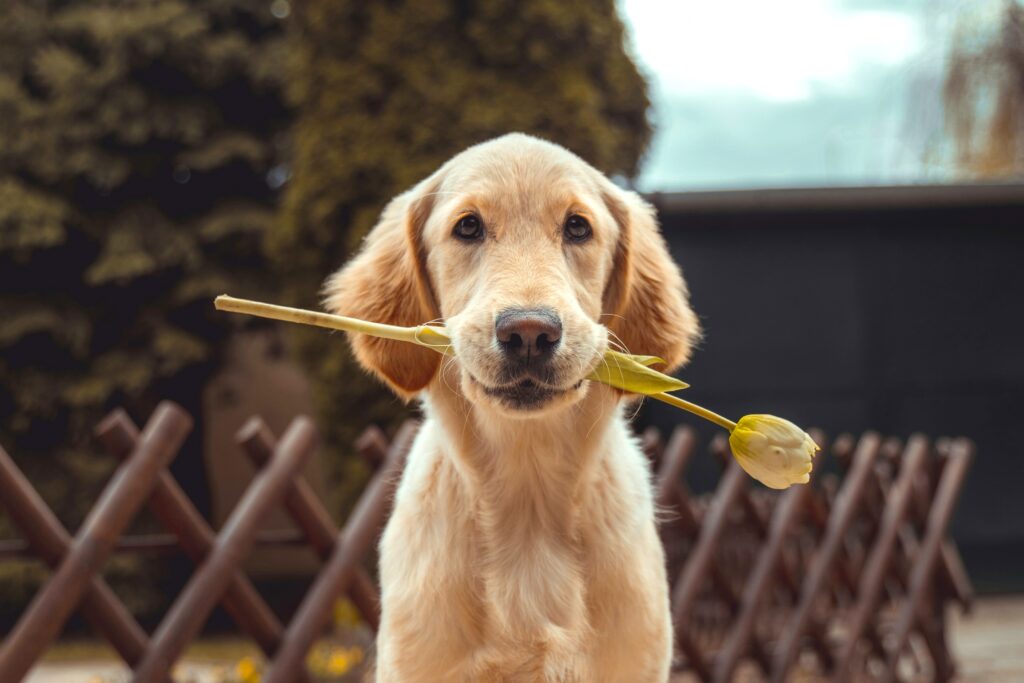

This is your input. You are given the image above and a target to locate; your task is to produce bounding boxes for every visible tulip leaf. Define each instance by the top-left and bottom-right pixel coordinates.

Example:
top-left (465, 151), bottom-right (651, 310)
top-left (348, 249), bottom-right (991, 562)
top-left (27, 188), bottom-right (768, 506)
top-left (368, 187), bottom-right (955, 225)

top-left (215, 296), bottom-right (691, 391)
top-left (587, 350), bottom-right (689, 394)
top-left (629, 354), bottom-right (667, 367)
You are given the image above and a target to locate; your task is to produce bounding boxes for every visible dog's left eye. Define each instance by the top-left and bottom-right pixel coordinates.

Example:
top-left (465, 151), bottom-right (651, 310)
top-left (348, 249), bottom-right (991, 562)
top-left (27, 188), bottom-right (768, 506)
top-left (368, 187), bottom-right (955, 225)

top-left (563, 215), bottom-right (592, 242)
top-left (453, 214), bottom-right (485, 241)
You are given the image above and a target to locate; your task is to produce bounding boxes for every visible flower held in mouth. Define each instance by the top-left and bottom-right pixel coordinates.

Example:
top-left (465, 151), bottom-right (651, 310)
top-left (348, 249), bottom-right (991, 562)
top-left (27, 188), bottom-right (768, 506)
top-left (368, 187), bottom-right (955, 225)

top-left (214, 295), bottom-right (818, 488)
top-left (728, 414), bottom-right (818, 489)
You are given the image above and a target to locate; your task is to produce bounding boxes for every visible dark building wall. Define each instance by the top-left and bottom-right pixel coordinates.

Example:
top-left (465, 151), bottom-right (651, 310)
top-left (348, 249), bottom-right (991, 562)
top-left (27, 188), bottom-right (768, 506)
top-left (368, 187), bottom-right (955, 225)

top-left (641, 184), bottom-right (1024, 593)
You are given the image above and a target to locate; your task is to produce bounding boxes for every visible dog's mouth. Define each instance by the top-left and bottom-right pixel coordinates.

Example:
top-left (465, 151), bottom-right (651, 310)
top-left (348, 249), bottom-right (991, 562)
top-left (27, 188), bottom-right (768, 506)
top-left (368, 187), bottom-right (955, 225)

top-left (471, 375), bottom-right (585, 410)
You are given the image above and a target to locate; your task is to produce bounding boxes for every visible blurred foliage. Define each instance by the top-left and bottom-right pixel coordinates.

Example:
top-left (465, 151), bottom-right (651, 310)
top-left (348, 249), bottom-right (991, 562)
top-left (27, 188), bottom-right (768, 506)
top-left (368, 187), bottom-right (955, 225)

top-left (0, 0), bottom-right (651, 620)
top-left (273, 0), bottom-right (652, 509)
top-left (0, 0), bottom-right (289, 620)
top-left (945, 0), bottom-right (1024, 176)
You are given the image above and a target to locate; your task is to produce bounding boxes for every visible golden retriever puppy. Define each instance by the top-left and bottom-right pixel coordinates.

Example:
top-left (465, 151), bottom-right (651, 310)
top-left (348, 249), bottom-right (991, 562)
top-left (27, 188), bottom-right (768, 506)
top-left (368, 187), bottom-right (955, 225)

top-left (326, 133), bottom-right (700, 683)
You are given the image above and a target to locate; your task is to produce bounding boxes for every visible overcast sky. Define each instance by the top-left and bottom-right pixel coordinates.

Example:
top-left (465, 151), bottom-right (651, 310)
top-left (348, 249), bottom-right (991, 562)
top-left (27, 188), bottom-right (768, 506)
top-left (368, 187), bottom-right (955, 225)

top-left (619, 0), bottom-right (999, 191)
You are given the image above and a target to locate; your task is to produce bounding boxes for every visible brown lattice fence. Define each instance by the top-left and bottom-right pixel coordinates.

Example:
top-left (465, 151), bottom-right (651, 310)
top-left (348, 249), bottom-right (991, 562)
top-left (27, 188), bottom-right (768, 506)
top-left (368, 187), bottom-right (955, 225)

top-left (642, 426), bottom-right (973, 682)
top-left (0, 401), bottom-right (972, 682)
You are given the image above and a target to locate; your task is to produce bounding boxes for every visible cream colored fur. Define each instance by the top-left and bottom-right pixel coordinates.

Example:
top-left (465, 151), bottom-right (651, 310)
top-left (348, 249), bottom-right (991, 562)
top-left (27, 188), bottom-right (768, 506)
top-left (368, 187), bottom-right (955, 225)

top-left (325, 134), bottom-right (700, 683)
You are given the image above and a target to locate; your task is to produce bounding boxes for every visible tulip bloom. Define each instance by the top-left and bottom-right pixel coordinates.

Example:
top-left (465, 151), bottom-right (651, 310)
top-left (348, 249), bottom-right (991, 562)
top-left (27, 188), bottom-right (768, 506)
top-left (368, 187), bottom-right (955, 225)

top-left (728, 415), bottom-right (818, 489)
top-left (215, 295), bottom-right (818, 488)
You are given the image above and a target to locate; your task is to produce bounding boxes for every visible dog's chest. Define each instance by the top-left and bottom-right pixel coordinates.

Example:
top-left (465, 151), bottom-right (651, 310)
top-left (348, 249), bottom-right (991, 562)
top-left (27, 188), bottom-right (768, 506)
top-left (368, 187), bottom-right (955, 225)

top-left (378, 427), bottom-right (669, 681)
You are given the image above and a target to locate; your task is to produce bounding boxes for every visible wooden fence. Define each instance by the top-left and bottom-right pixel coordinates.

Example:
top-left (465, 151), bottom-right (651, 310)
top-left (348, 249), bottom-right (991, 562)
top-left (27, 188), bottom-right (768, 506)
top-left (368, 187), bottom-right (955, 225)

top-left (643, 426), bottom-right (973, 682)
top-left (0, 401), bottom-right (972, 682)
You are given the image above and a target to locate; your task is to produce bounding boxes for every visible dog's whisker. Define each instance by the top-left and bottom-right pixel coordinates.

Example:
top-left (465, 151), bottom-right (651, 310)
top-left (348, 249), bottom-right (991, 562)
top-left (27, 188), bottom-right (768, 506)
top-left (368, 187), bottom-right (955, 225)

top-left (605, 328), bottom-right (632, 356)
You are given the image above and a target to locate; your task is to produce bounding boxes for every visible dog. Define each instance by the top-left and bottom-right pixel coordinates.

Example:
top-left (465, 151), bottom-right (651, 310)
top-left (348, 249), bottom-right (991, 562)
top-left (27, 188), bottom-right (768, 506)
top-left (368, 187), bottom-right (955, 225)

top-left (326, 133), bottom-right (700, 682)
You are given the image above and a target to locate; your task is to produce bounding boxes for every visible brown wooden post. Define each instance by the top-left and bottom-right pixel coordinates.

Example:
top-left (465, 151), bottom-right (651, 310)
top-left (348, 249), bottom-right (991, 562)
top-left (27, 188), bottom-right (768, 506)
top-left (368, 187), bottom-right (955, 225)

top-left (94, 409), bottom-right (312, 683)
top-left (236, 416), bottom-right (382, 631)
top-left (834, 434), bottom-right (930, 682)
top-left (831, 436), bottom-right (901, 662)
top-left (260, 421), bottom-right (418, 683)
top-left (939, 541), bottom-right (974, 612)
top-left (714, 475), bottom-right (814, 682)
top-left (926, 440), bottom-right (974, 612)
top-left (709, 436), bottom-right (802, 600)
top-left (640, 425), bottom-right (664, 468)
top-left (129, 417), bottom-right (317, 683)
top-left (0, 445), bottom-right (159, 677)
top-left (882, 438), bottom-right (974, 683)
top-left (671, 461), bottom-right (748, 680)
top-left (852, 436), bottom-right (946, 669)
top-left (770, 432), bottom-right (881, 682)
top-left (0, 402), bottom-right (192, 683)
top-left (709, 430), bottom-right (831, 681)
top-left (654, 426), bottom-right (699, 533)
top-left (355, 424), bottom-right (389, 470)
top-left (817, 434), bottom-right (868, 606)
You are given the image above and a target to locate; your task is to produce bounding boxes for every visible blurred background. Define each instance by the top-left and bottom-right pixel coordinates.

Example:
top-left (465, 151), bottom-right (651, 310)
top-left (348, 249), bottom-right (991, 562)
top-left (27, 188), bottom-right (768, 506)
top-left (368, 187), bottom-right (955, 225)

top-left (0, 0), bottom-right (1021, 653)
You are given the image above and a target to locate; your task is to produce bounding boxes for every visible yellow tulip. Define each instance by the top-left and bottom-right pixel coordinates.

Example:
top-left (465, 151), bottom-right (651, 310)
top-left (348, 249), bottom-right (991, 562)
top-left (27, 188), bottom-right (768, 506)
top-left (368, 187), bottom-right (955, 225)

top-left (214, 295), bottom-right (686, 394)
top-left (728, 415), bottom-right (818, 489)
top-left (214, 295), bottom-right (818, 488)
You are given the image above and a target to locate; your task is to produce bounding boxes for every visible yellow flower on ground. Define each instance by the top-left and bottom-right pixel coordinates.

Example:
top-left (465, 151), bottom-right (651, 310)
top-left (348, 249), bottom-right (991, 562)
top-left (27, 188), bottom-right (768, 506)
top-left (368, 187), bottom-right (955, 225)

top-left (326, 648), bottom-right (357, 675)
top-left (307, 644), bottom-right (365, 677)
top-left (327, 651), bottom-right (350, 675)
top-left (333, 598), bottom-right (362, 628)
top-left (729, 414), bottom-right (818, 489)
top-left (236, 656), bottom-right (261, 683)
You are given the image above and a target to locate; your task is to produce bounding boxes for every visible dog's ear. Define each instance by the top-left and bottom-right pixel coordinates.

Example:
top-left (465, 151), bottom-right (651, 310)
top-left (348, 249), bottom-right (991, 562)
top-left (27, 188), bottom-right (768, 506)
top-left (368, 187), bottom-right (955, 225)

top-left (323, 176), bottom-right (442, 398)
top-left (601, 184), bottom-right (701, 373)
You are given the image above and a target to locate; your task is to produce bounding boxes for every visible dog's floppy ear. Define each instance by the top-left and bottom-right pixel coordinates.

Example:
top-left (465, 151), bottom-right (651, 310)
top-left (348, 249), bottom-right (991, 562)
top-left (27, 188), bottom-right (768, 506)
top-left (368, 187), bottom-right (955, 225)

top-left (323, 176), bottom-right (442, 398)
top-left (601, 184), bottom-right (701, 373)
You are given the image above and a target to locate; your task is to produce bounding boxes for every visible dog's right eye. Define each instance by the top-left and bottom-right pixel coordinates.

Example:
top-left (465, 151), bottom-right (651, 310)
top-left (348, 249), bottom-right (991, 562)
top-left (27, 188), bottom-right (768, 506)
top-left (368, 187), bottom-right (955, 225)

top-left (453, 215), bottom-right (485, 241)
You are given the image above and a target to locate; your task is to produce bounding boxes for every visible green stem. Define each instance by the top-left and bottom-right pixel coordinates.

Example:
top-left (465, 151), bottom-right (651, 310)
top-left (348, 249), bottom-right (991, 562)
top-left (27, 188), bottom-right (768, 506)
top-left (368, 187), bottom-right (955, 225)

top-left (215, 294), bottom-right (419, 343)
top-left (216, 296), bottom-right (738, 431)
top-left (651, 392), bottom-right (738, 432)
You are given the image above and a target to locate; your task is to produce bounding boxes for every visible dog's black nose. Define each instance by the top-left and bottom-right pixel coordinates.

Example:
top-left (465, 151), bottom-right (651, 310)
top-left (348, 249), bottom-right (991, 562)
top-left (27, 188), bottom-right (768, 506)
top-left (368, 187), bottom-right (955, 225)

top-left (495, 308), bottom-right (562, 362)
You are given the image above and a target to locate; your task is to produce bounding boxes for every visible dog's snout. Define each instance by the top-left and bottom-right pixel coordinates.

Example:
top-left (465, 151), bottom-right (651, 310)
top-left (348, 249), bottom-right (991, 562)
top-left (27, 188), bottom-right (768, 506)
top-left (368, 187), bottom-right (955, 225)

top-left (495, 309), bottom-right (562, 362)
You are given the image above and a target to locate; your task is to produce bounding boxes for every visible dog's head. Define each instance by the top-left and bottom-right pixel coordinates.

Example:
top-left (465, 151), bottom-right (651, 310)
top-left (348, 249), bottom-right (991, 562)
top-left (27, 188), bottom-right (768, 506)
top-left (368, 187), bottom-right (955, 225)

top-left (325, 134), bottom-right (700, 416)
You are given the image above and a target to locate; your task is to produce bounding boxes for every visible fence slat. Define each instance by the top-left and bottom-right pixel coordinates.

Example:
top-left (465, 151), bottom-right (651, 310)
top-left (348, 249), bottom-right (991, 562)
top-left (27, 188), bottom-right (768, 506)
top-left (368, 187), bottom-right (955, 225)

top-left (771, 432), bottom-right (881, 681)
top-left (129, 417), bottom-right (317, 683)
top-left (655, 426), bottom-right (699, 533)
top-left (261, 421), bottom-right (418, 683)
top-left (881, 438), bottom-right (974, 683)
top-left (236, 416), bottom-right (382, 631)
top-left (834, 434), bottom-right (930, 682)
top-left (94, 410), bottom-right (313, 683)
top-left (714, 476), bottom-right (813, 682)
top-left (0, 402), bottom-right (191, 683)
top-left (671, 460), bottom-right (747, 680)
top-left (0, 445), bottom-right (164, 680)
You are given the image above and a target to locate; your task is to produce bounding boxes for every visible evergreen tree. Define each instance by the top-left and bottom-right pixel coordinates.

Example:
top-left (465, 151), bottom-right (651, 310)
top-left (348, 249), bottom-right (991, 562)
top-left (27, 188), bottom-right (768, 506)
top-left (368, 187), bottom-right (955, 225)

top-left (0, 0), bottom-right (289, 617)
top-left (271, 0), bottom-right (652, 510)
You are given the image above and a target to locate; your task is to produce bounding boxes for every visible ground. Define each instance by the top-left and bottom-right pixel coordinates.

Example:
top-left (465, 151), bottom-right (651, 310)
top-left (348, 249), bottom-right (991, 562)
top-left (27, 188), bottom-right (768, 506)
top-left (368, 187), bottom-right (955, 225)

top-left (22, 595), bottom-right (1024, 682)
